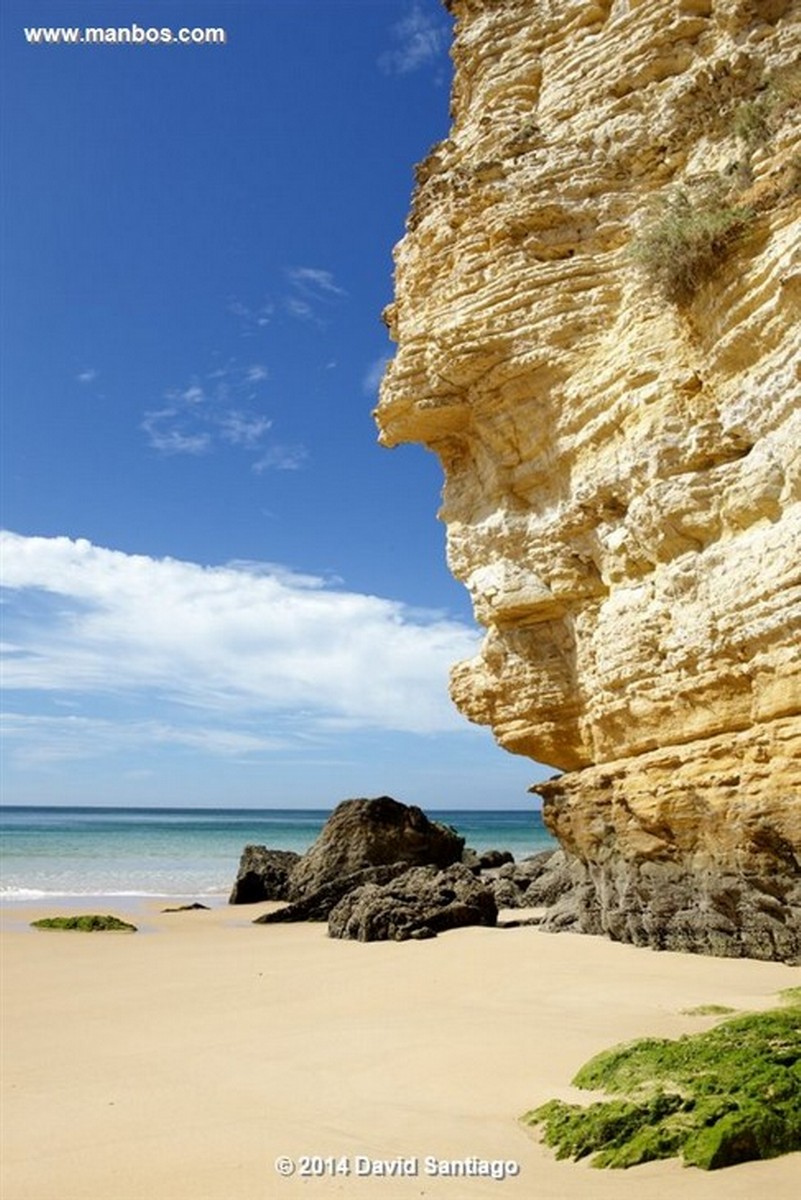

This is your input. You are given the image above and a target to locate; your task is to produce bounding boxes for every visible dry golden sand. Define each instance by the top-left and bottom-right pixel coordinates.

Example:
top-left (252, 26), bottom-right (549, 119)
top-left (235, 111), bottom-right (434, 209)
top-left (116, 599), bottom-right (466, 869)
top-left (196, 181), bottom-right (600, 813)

top-left (1, 901), bottom-right (799, 1200)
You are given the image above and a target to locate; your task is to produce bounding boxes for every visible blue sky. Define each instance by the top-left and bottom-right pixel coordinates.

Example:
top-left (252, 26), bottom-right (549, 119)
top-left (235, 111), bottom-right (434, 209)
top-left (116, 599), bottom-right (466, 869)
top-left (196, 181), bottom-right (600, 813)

top-left (1, 0), bottom-right (549, 809)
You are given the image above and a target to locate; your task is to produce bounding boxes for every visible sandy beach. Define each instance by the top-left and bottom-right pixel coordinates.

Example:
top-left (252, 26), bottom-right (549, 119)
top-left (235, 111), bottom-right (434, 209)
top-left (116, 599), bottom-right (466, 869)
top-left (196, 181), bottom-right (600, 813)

top-left (1, 901), bottom-right (799, 1200)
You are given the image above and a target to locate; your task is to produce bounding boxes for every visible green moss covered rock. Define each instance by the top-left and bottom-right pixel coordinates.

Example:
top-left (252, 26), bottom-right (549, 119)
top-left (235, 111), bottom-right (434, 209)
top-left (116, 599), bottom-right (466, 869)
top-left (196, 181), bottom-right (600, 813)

top-left (31, 914), bottom-right (137, 932)
top-left (681, 1004), bottom-right (737, 1016)
top-left (524, 1001), bottom-right (801, 1170)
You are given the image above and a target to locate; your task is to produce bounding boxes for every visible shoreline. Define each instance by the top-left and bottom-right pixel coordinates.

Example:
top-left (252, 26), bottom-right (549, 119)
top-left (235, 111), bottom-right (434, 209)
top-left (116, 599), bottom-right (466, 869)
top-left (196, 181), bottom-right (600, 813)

top-left (0, 806), bottom-right (558, 905)
top-left (2, 901), bottom-right (800, 1199)
top-left (0, 891), bottom-right (231, 914)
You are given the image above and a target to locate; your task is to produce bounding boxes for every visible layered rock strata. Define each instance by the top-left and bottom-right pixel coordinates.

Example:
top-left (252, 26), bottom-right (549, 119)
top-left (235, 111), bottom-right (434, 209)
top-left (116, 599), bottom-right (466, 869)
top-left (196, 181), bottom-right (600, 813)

top-left (376, 0), bottom-right (801, 959)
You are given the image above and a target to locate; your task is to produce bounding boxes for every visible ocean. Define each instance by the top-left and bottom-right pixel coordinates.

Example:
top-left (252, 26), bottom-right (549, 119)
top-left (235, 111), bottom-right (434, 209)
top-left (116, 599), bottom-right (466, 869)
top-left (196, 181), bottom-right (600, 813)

top-left (0, 806), bottom-right (557, 904)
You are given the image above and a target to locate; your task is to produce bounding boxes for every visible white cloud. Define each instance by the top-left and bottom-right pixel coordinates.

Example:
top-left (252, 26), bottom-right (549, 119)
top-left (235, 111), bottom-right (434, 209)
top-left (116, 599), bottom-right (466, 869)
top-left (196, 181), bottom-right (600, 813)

top-left (284, 266), bottom-right (347, 323)
top-left (76, 368), bottom-right (98, 384)
top-left (180, 384), bottom-right (205, 404)
top-left (142, 364), bottom-right (278, 460)
top-left (228, 299), bottom-right (274, 334)
top-left (363, 355), bottom-right (392, 395)
top-left (141, 409), bottom-right (213, 456)
top-left (219, 410), bottom-right (273, 448)
top-left (232, 274), bottom-right (345, 329)
top-left (379, 4), bottom-right (449, 76)
top-left (1, 712), bottom-right (286, 766)
top-left (252, 444), bottom-right (308, 472)
top-left (286, 267), bottom-right (347, 298)
top-left (284, 296), bottom-right (314, 321)
top-left (0, 532), bottom-right (478, 738)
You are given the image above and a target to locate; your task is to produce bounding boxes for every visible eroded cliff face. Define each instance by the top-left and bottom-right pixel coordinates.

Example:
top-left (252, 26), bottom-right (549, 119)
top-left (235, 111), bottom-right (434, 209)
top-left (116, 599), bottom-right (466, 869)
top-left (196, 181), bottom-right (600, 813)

top-left (376, 0), bottom-right (801, 959)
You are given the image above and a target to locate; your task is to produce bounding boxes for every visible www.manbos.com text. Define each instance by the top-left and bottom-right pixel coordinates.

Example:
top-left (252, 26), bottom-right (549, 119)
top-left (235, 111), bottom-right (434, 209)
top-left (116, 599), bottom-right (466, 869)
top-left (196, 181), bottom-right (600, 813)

top-left (23, 25), bottom-right (227, 47)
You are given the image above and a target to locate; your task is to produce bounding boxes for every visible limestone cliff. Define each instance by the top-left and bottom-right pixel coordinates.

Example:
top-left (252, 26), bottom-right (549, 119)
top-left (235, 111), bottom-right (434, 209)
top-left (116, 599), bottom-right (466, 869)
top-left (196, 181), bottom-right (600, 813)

top-left (376, 0), bottom-right (801, 960)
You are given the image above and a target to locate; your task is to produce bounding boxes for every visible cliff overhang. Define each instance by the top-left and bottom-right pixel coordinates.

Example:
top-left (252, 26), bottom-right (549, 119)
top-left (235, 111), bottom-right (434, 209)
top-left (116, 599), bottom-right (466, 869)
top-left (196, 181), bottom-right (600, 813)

top-left (376, 0), bottom-right (801, 961)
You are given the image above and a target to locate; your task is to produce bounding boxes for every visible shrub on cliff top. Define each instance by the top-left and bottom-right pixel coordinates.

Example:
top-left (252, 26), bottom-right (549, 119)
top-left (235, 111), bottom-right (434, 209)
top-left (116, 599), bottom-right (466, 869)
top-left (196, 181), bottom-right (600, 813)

top-left (523, 1001), bottom-right (801, 1170)
top-left (632, 188), bottom-right (751, 302)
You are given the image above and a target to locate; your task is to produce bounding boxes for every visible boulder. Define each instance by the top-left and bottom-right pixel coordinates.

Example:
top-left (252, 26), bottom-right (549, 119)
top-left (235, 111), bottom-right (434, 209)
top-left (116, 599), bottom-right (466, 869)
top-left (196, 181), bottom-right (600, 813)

top-left (461, 847), bottom-right (482, 872)
top-left (491, 877), bottom-right (529, 909)
top-left (229, 846), bottom-right (301, 904)
top-left (478, 848), bottom-right (515, 870)
top-left (253, 864), bottom-right (408, 924)
top-left (521, 850), bottom-right (576, 906)
top-left (287, 796), bottom-right (464, 902)
top-left (328, 863), bottom-right (497, 942)
top-left (462, 847), bottom-right (516, 873)
top-left (488, 849), bottom-right (564, 908)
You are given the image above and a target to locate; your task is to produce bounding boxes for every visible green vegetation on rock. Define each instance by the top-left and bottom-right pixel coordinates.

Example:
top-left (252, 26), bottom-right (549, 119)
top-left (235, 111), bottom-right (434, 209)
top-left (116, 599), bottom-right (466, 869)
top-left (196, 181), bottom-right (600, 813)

top-left (779, 986), bottom-right (801, 1006)
top-left (734, 65), bottom-right (801, 147)
top-left (523, 1002), bottom-right (801, 1170)
top-left (31, 914), bottom-right (137, 932)
top-left (632, 188), bottom-right (751, 302)
top-left (732, 96), bottom-right (771, 149)
top-left (681, 1004), bottom-right (737, 1016)
top-left (633, 64), bottom-right (801, 304)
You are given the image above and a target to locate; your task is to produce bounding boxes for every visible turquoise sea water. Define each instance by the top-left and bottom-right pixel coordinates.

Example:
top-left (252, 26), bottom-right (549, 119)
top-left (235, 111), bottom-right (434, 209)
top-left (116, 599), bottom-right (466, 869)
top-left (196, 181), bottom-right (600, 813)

top-left (0, 806), bottom-right (556, 903)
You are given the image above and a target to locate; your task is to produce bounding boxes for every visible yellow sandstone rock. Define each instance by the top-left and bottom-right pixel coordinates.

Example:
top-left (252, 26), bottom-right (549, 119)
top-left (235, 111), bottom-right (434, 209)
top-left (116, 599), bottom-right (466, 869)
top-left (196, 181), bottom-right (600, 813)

top-left (376, 0), bottom-right (801, 959)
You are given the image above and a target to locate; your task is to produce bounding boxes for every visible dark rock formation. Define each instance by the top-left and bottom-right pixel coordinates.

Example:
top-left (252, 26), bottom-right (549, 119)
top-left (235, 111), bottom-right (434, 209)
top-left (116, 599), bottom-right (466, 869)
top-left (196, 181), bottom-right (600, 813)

top-left (328, 863), bottom-right (497, 942)
top-left (229, 846), bottom-right (300, 904)
top-left (479, 833), bottom-right (800, 960)
top-left (523, 853), bottom-right (577, 907)
top-left (536, 778), bottom-right (801, 962)
top-left (540, 855), bottom-right (801, 963)
top-left (253, 864), bottom-right (408, 924)
top-left (287, 796), bottom-right (464, 902)
top-left (462, 847), bottom-right (515, 873)
top-left (478, 849), bottom-right (515, 870)
top-left (490, 876), bottom-right (528, 909)
top-left (161, 902), bottom-right (210, 912)
top-left (486, 850), bottom-right (574, 909)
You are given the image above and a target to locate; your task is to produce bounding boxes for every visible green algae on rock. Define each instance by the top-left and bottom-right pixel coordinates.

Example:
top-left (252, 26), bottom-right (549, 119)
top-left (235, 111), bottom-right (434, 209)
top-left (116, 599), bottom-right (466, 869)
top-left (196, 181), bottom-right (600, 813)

top-left (523, 1003), bottom-right (801, 1170)
top-left (680, 1004), bottom-right (738, 1016)
top-left (31, 914), bottom-right (137, 933)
